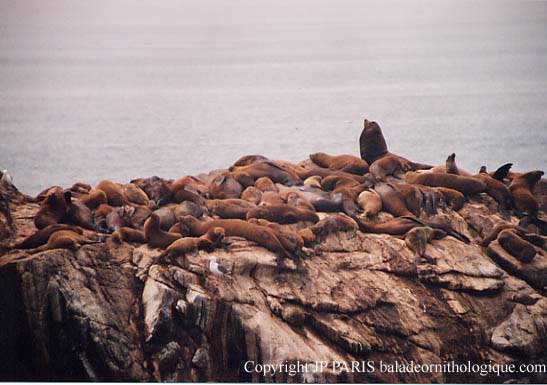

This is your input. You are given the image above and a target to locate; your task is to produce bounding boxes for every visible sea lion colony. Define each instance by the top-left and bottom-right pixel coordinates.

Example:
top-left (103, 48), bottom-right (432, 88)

top-left (9, 119), bottom-right (547, 270)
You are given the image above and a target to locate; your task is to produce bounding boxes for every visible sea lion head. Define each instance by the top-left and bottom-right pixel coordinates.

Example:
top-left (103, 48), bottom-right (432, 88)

top-left (359, 119), bottom-right (389, 164)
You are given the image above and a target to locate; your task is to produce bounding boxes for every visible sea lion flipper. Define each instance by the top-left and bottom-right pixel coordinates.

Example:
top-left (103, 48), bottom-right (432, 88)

top-left (215, 175), bottom-right (226, 186)
top-left (492, 163), bottom-right (513, 181)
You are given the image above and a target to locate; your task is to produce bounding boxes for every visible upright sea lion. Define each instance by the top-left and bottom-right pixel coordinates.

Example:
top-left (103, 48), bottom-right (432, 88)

top-left (123, 183), bottom-right (150, 206)
top-left (374, 183), bottom-right (413, 217)
top-left (131, 176), bottom-right (172, 206)
top-left (497, 229), bottom-right (537, 263)
top-left (34, 187), bottom-right (69, 229)
top-left (254, 177), bottom-right (278, 192)
top-left (247, 204), bottom-right (319, 224)
top-left (309, 152), bottom-right (369, 175)
top-left (229, 161), bottom-right (302, 186)
top-left (208, 173), bottom-right (243, 200)
top-left (405, 227), bottom-right (446, 257)
top-left (241, 186), bottom-right (263, 205)
top-left (206, 199), bottom-right (256, 220)
top-left (509, 170), bottom-right (544, 217)
top-left (29, 230), bottom-right (100, 254)
top-left (405, 171), bottom-right (487, 195)
top-left (159, 227), bottom-right (225, 262)
top-left (357, 189), bottom-right (382, 218)
top-left (15, 224), bottom-right (83, 249)
top-left (96, 180), bottom-right (129, 206)
top-left (80, 189), bottom-right (108, 209)
top-left (144, 213), bottom-right (182, 248)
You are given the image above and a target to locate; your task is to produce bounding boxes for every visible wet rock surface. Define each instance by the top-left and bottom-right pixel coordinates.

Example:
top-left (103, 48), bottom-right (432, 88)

top-left (1, 175), bottom-right (546, 383)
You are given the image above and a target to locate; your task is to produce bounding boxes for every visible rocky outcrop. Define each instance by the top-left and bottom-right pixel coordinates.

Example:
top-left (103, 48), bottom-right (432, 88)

top-left (1, 178), bottom-right (546, 383)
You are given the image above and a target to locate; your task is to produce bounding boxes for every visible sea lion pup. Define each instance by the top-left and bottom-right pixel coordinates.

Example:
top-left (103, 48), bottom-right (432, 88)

top-left (159, 227), bottom-right (225, 262)
top-left (434, 187), bottom-right (465, 211)
top-left (309, 152), bottom-right (369, 175)
top-left (174, 201), bottom-right (206, 219)
top-left (254, 177), bottom-right (278, 193)
top-left (247, 218), bottom-right (305, 253)
top-left (232, 154), bottom-right (269, 167)
top-left (111, 227), bottom-right (146, 244)
top-left (393, 184), bottom-right (424, 216)
top-left (96, 180), bottom-right (130, 206)
top-left (247, 204), bottom-right (319, 224)
top-left (473, 172), bottom-right (513, 211)
top-left (122, 183), bottom-right (149, 206)
top-left (205, 199), bottom-right (256, 220)
top-left (15, 224), bottom-right (84, 249)
top-left (208, 173), bottom-right (243, 200)
top-left (509, 170), bottom-right (544, 217)
top-left (357, 189), bottom-right (382, 218)
top-left (320, 175), bottom-right (360, 191)
top-left (304, 175), bottom-right (322, 189)
top-left (80, 189), bottom-right (108, 209)
top-left (259, 191), bottom-right (285, 206)
top-left (131, 176), bottom-right (171, 206)
top-left (359, 119), bottom-right (433, 169)
top-left (405, 227), bottom-right (446, 257)
top-left (497, 229), bottom-right (537, 263)
top-left (280, 190), bottom-right (316, 211)
top-left (178, 215), bottom-right (292, 258)
top-left (374, 183), bottom-right (413, 217)
top-left (229, 161), bottom-right (302, 186)
top-left (34, 187), bottom-right (70, 229)
top-left (241, 186), bottom-right (263, 205)
top-left (170, 175), bottom-right (209, 198)
top-left (29, 230), bottom-right (100, 254)
top-left (144, 213), bottom-right (182, 248)
top-left (405, 171), bottom-right (487, 195)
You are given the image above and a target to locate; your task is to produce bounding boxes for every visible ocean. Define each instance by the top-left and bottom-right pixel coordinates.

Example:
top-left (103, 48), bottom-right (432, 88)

top-left (1, 0), bottom-right (546, 195)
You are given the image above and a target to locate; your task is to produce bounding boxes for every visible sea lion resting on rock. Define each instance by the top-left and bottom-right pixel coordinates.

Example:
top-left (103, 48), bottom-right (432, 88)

top-left (170, 175), bottom-right (209, 197)
top-left (144, 213), bottom-right (182, 248)
top-left (509, 170), bottom-right (544, 217)
top-left (112, 227), bottom-right (146, 244)
top-left (159, 227), bottom-right (225, 263)
top-left (131, 176), bottom-right (171, 206)
top-left (497, 229), bottom-right (537, 263)
top-left (254, 177), bottom-right (278, 192)
top-left (153, 206), bottom-right (177, 230)
top-left (29, 230), bottom-right (100, 254)
top-left (229, 161), bottom-right (302, 186)
top-left (320, 175), bottom-right (360, 191)
top-left (15, 224), bottom-right (84, 249)
top-left (232, 154), bottom-right (269, 167)
top-left (405, 226), bottom-right (446, 257)
top-left (473, 172), bottom-right (513, 211)
top-left (259, 191), bottom-right (285, 206)
top-left (206, 199), bottom-right (256, 220)
top-left (357, 189), bottom-right (382, 218)
top-left (309, 152), bottom-right (369, 175)
top-left (122, 183), bottom-right (150, 206)
top-left (80, 189), bottom-right (108, 209)
top-left (208, 173), bottom-right (243, 200)
top-left (294, 166), bottom-right (369, 184)
top-left (241, 186), bottom-right (263, 205)
top-left (248, 218), bottom-right (305, 254)
top-left (64, 192), bottom-right (97, 230)
top-left (405, 171), bottom-right (487, 195)
top-left (174, 201), bottom-right (206, 219)
top-left (279, 190), bottom-right (316, 211)
top-left (247, 204), bottom-right (319, 224)
top-left (310, 213), bottom-right (358, 237)
top-left (96, 180), bottom-right (130, 206)
top-left (374, 183), bottom-right (413, 217)
top-left (34, 188), bottom-right (70, 229)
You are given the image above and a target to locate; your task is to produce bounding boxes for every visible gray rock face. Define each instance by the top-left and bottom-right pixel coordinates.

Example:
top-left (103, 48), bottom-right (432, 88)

top-left (1, 178), bottom-right (546, 383)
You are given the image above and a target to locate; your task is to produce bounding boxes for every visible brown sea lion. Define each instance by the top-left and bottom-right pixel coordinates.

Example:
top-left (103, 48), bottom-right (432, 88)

top-left (509, 170), bottom-right (544, 217)
top-left (435, 187), bottom-right (465, 211)
top-left (309, 152), bottom-right (369, 175)
top-left (208, 173), bottom-right (243, 200)
top-left (303, 175), bottom-right (322, 189)
top-left (231, 171), bottom-right (255, 188)
top-left (232, 154), bottom-right (269, 167)
top-left (393, 184), bottom-right (424, 216)
top-left (369, 155), bottom-right (414, 180)
top-left (254, 176), bottom-right (278, 192)
top-left (247, 204), bottom-right (319, 224)
top-left (473, 173), bottom-right (513, 211)
top-left (497, 229), bottom-right (537, 263)
top-left (247, 218), bottom-right (304, 253)
top-left (405, 171), bottom-right (487, 195)
top-left (15, 224), bottom-right (83, 249)
top-left (174, 201), bottom-right (206, 219)
top-left (122, 204), bottom-right (152, 229)
top-left (144, 213), bottom-right (182, 248)
top-left (29, 230), bottom-right (100, 254)
top-left (405, 227), bottom-right (446, 257)
top-left (70, 182), bottom-right (92, 195)
top-left (354, 216), bottom-right (423, 235)
top-left (159, 227), bottom-right (226, 262)
top-left (96, 180), bottom-right (129, 206)
top-left (241, 186), bottom-right (263, 205)
top-left (111, 227), bottom-right (146, 244)
top-left (310, 214), bottom-right (358, 237)
top-left (259, 191), bottom-right (285, 206)
top-left (280, 190), bottom-right (316, 211)
top-left (131, 176), bottom-right (171, 206)
top-left (480, 223), bottom-right (527, 246)
top-left (296, 166), bottom-right (370, 184)
top-left (170, 175), bottom-right (209, 197)
top-left (178, 216), bottom-right (291, 258)
top-left (65, 194), bottom-right (97, 230)
top-left (206, 199), bottom-right (256, 220)
top-left (153, 206), bottom-right (177, 230)
top-left (357, 189), bottom-right (382, 218)
top-left (80, 189), bottom-right (108, 209)
top-left (229, 161), bottom-right (302, 186)
top-left (374, 183), bottom-right (413, 217)
top-left (93, 203), bottom-right (115, 221)
top-left (105, 207), bottom-right (126, 232)
top-left (123, 183), bottom-right (150, 206)
top-left (320, 175), bottom-right (360, 191)
top-left (34, 187), bottom-right (70, 229)
top-left (171, 187), bottom-right (207, 206)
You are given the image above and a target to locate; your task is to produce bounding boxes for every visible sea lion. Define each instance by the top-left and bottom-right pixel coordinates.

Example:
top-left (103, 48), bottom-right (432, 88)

top-left (206, 199), bottom-right (256, 219)
top-left (122, 204), bottom-right (152, 229)
top-left (509, 170), bottom-right (544, 217)
top-left (310, 213), bottom-right (358, 237)
top-left (69, 182), bottom-right (92, 195)
top-left (435, 187), bottom-right (465, 211)
top-left (255, 177), bottom-right (278, 192)
top-left (229, 161), bottom-right (302, 186)
top-left (247, 218), bottom-right (304, 253)
top-left (34, 187), bottom-right (70, 229)
top-left (259, 191), bottom-right (285, 206)
top-left (374, 183), bottom-right (413, 217)
top-left (354, 216), bottom-right (423, 236)
top-left (247, 204), bottom-right (319, 224)
top-left (131, 176), bottom-right (172, 206)
top-left (153, 206), bottom-right (177, 230)
top-left (320, 175), bottom-right (360, 191)
top-left (93, 203), bottom-right (115, 221)
top-left (178, 216), bottom-right (291, 258)
top-left (159, 227), bottom-right (226, 262)
top-left (405, 171), bottom-right (487, 195)
top-left (29, 230), bottom-right (100, 254)
top-left (241, 186), bottom-right (263, 205)
top-left (144, 213), bottom-right (182, 248)
top-left (304, 176), bottom-right (322, 189)
top-left (497, 229), bottom-right (537, 263)
top-left (231, 171), bottom-right (255, 188)
top-left (280, 190), bottom-right (316, 211)
top-left (473, 173), bottom-right (513, 211)
top-left (431, 153), bottom-right (471, 176)
top-left (405, 227), bottom-right (446, 257)
top-left (65, 193), bottom-right (97, 230)
top-left (171, 187), bottom-right (207, 206)
top-left (96, 180), bottom-right (130, 206)
top-left (15, 224), bottom-right (84, 249)
top-left (174, 201), bottom-right (206, 219)
top-left (111, 227), bottom-right (146, 244)
top-left (480, 223), bottom-right (528, 246)
top-left (208, 173), bottom-right (243, 200)
top-left (170, 176), bottom-right (209, 198)
top-left (357, 189), bottom-right (382, 218)
top-left (122, 183), bottom-right (150, 206)
top-left (80, 189), bottom-right (108, 209)
top-left (232, 154), bottom-right (269, 167)
top-left (369, 155), bottom-right (414, 180)
top-left (309, 152), bottom-right (369, 175)
top-left (296, 166), bottom-right (370, 184)
top-left (393, 184), bottom-right (424, 216)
